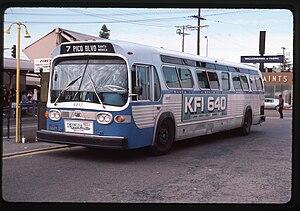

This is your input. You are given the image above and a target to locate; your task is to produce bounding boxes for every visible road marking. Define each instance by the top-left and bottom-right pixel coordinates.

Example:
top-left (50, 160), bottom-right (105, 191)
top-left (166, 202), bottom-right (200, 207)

top-left (2, 146), bottom-right (81, 160)
top-left (2, 125), bottom-right (37, 130)
top-left (266, 117), bottom-right (293, 120)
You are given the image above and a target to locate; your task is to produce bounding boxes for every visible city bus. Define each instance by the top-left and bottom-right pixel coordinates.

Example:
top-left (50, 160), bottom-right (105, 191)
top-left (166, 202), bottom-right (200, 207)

top-left (36, 39), bottom-right (266, 155)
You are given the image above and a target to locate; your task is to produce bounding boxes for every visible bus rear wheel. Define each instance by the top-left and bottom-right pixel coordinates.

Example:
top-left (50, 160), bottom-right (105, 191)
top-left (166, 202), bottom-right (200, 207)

top-left (240, 109), bottom-right (252, 136)
top-left (150, 118), bottom-right (174, 156)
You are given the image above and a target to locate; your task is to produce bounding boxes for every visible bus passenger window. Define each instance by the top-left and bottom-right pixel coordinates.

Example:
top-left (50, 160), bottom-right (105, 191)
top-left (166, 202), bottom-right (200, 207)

top-left (178, 68), bottom-right (193, 88)
top-left (240, 75), bottom-right (249, 91)
top-left (197, 71), bottom-right (210, 89)
top-left (221, 72), bottom-right (230, 90)
top-left (162, 66), bottom-right (181, 88)
top-left (249, 77), bottom-right (257, 91)
top-left (207, 72), bottom-right (220, 90)
top-left (232, 75), bottom-right (242, 91)
top-left (256, 78), bottom-right (263, 91)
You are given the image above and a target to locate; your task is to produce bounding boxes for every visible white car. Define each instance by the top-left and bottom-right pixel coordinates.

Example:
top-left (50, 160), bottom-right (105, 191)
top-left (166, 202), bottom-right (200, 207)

top-left (264, 98), bottom-right (291, 110)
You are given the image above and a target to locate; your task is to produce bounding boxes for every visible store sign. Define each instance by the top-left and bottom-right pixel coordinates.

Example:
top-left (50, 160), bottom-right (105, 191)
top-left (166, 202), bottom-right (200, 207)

top-left (262, 72), bottom-right (293, 85)
top-left (60, 43), bottom-right (115, 54)
top-left (34, 58), bottom-right (51, 73)
top-left (241, 55), bottom-right (284, 63)
top-left (183, 94), bottom-right (227, 121)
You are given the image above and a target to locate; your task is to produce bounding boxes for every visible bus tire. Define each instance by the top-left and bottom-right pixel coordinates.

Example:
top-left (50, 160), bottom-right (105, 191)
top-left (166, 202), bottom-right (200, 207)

top-left (150, 118), bottom-right (175, 156)
top-left (240, 108), bottom-right (252, 136)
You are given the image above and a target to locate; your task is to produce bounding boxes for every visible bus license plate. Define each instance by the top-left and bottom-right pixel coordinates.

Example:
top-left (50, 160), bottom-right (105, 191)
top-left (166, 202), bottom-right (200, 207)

top-left (64, 120), bottom-right (94, 134)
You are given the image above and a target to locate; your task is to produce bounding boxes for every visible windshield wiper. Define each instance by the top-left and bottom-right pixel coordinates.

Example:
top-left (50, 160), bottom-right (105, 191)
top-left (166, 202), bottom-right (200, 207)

top-left (87, 73), bottom-right (105, 109)
top-left (72, 59), bottom-right (89, 100)
top-left (54, 75), bottom-right (82, 106)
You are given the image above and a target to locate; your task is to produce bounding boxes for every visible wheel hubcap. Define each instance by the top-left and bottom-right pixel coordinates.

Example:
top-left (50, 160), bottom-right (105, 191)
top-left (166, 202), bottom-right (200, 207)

top-left (159, 128), bottom-right (169, 144)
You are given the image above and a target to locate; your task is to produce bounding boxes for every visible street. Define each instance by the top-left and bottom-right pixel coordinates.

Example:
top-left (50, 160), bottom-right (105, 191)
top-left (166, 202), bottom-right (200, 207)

top-left (2, 109), bottom-right (293, 204)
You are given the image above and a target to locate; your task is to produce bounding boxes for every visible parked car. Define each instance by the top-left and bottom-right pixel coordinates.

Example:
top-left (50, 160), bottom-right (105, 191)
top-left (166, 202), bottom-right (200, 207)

top-left (264, 98), bottom-right (291, 111)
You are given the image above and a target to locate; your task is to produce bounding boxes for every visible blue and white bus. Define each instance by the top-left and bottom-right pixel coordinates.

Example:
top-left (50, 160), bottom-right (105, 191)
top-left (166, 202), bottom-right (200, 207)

top-left (36, 39), bottom-right (266, 155)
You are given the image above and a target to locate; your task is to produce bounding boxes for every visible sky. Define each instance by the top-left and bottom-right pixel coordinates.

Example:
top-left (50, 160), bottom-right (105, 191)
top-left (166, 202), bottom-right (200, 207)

top-left (3, 7), bottom-right (293, 68)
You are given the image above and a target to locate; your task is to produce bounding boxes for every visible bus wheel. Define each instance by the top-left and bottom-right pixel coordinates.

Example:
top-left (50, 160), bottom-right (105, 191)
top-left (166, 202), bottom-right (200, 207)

top-left (240, 109), bottom-right (252, 136)
top-left (150, 119), bottom-right (174, 156)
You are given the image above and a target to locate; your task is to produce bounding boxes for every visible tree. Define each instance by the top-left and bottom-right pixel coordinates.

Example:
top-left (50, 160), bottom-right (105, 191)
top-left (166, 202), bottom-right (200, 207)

top-left (99, 24), bottom-right (110, 39)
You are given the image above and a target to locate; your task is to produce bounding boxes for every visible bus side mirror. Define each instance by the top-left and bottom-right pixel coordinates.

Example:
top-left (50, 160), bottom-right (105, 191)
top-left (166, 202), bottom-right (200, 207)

top-left (133, 86), bottom-right (142, 95)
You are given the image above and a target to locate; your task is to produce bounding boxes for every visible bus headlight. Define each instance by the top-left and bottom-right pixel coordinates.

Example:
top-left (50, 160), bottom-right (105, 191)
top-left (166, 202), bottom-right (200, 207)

top-left (48, 109), bottom-right (61, 121)
top-left (96, 112), bottom-right (113, 124)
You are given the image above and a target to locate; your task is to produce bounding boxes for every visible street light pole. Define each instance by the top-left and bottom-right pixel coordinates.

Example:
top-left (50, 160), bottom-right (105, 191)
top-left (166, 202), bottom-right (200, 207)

top-left (176, 25), bottom-right (190, 52)
top-left (4, 22), bottom-right (31, 143)
top-left (16, 24), bottom-right (22, 143)
top-left (204, 36), bottom-right (208, 57)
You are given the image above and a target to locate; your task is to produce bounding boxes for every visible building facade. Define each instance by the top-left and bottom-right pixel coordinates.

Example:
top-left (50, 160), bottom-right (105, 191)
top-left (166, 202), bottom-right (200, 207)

top-left (262, 72), bottom-right (293, 106)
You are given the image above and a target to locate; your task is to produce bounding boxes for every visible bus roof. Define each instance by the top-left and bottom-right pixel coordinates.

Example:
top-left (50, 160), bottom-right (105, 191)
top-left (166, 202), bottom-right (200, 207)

top-left (54, 39), bottom-right (260, 73)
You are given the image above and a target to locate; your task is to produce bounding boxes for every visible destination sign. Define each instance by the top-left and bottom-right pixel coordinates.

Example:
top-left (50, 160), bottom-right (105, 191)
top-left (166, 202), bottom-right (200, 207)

top-left (183, 94), bottom-right (227, 121)
top-left (241, 55), bottom-right (284, 63)
top-left (60, 43), bottom-right (115, 54)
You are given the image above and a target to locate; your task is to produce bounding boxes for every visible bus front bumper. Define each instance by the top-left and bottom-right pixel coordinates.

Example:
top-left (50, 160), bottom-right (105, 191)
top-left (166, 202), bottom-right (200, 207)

top-left (36, 130), bottom-right (128, 149)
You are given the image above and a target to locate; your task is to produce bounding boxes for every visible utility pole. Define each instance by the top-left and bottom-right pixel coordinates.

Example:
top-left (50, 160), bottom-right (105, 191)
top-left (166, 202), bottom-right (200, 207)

top-left (190, 8), bottom-right (207, 55)
top-left (259, 31), bottom-right (266, 72)
top-left (176, 25), bottom-right (190, 52)
top-left (281, 47), bottom-right (286, 71)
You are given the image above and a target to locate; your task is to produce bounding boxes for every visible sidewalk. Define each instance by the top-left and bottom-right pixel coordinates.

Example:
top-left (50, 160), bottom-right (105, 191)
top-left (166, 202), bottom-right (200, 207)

top-left (2, 115), bottom-right (68, 158)
top-left (2, 138), bottom-right (68, 157)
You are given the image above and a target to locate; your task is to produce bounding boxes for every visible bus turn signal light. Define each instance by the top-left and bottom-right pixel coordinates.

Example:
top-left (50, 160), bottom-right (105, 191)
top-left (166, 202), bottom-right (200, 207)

top-left (44, 111), bottom-right (49, 118)
top-left (115, 116), bottom-right (125, 123)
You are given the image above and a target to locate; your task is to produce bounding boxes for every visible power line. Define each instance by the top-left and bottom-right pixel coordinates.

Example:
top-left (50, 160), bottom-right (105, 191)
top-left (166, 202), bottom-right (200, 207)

top-left (5, 9), bottom-right (196, 17)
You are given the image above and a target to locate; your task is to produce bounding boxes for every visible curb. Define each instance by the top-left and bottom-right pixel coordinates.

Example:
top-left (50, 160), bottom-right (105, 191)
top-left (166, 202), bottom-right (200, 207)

top-left (3, 144), bottom-right (70, 158)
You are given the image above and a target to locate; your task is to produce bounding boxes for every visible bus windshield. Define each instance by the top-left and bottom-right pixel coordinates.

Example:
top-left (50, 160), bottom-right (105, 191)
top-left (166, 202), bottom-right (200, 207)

top-left (50, 57), bottom-right (128, 106)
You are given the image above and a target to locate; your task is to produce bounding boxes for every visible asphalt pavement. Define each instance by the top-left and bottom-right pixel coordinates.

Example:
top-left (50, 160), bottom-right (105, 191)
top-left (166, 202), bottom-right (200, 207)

top-left (2, 108), bottom-right (293, 204)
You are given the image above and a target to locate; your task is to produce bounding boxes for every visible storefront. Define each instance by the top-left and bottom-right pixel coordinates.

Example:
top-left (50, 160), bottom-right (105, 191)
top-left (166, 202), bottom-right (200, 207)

top-left (262, 72), bottom-right (293, 106)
